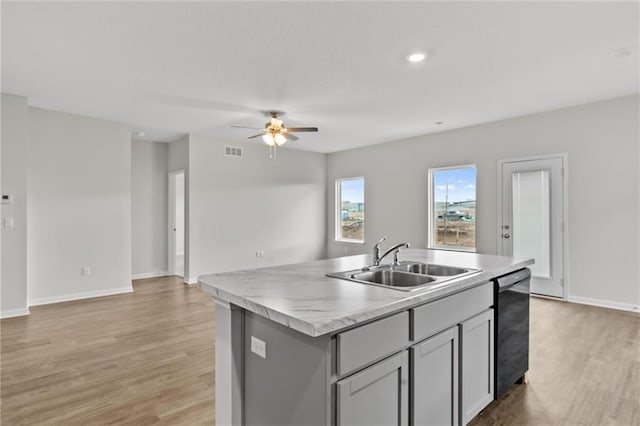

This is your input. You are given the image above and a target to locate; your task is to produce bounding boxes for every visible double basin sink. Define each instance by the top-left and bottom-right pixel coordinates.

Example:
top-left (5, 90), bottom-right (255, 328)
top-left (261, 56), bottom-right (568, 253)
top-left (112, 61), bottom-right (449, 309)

top-left (327, 261), bottom-right (481, 292)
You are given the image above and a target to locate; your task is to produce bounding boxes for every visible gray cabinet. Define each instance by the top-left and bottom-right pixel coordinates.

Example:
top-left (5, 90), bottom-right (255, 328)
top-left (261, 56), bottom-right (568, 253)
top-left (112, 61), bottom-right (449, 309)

top-left (337, 311), bottom-right (409, 376)
top-left (236, 284), bottom-right (496, 426)
top-left (337, 351), bottom-right (409, 426)
top-left (411, 326), bottom-right (459, 426)
top-left (460, 309), bottom-right (494, 425)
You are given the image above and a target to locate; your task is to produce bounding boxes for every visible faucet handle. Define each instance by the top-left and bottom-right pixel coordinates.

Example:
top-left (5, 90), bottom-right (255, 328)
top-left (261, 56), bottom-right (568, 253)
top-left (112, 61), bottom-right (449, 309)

top-left (392, 243), bottom-right (409, 265)
top-left (375, 236), bottom-right (387, 247)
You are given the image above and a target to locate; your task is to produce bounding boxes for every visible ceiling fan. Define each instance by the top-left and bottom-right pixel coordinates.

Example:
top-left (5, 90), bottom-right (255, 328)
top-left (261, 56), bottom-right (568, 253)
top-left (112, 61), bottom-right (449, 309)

top-left (233, 111), bottom-right (318, 146)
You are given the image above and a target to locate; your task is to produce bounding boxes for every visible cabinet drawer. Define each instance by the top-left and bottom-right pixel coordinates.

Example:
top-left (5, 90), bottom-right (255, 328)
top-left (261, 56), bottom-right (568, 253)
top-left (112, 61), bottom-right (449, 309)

top-left (337, 311), bottom-right (409, 376)
top-left (411, 282), bottom-right (492, 342)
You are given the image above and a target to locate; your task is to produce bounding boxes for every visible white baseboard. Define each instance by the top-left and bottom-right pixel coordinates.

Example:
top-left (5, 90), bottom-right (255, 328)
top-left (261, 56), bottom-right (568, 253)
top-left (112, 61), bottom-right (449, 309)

top-left (0, 307), bottom-right (30, 319)
top-left (185, 277), bottom-right (198, 285)
top-left (29, 286), bottom-right (133, 307)
top-left (568, 296), bottom-right (639, 313)
top-left (132, 271), bottom-right (169, 280)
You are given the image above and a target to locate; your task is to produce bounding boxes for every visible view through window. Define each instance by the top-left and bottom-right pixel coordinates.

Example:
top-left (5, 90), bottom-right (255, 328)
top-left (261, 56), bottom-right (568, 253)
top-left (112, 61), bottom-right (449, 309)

top-left (336, 177), bottom-right (364, 242)
top-left (429, 166), bottom-right (477, 250)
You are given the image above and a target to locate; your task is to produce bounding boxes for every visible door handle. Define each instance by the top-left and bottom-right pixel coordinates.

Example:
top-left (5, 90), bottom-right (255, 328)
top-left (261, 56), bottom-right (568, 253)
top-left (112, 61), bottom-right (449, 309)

top-left (502, 233), bottom-right (510, 239)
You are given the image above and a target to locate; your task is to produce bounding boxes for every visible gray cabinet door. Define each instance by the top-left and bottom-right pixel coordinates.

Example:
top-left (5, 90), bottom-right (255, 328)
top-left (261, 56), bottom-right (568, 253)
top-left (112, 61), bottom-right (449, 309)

top-left (411, 326), bottom-right (459, 426)
top-left (460, 309), bottom-right (494, 425)
top-left (337, 351), bottom-right (409, 426)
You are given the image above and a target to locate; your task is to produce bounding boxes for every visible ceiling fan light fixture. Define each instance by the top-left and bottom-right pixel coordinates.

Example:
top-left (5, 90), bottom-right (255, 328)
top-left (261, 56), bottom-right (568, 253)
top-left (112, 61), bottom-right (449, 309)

top-left (274, 133), bottom-right (287, 146)
top-left (236, 111), bottom-right (319, 164)
top-left (262, 133), bottom-right (275, 146)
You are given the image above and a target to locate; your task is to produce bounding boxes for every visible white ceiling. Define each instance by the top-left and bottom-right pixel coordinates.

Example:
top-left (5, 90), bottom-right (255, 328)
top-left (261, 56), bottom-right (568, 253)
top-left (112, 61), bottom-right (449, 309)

top-left (2, 2), bottom-right (638, 153)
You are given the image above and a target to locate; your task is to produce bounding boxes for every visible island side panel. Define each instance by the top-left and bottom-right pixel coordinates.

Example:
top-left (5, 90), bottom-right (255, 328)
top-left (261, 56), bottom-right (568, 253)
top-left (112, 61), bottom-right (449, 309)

top-left (215, 299), bottom-right (244, 426)
top-left (243, 311), bottom-right (332, 426)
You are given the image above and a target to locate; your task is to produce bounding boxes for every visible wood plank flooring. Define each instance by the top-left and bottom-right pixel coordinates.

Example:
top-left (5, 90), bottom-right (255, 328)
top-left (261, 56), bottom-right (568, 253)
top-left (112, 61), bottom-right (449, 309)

top-left (471, 298), bottom-right (640, 426)
top-left (2, 277), bottom-right (638, 425)
top-left (1, 277), bottom-right (215, 425)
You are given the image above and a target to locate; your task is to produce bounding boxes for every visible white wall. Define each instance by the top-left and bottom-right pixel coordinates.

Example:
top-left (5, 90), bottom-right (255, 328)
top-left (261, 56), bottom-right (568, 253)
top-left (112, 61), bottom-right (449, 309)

top-left (327, 95), bottom-right (639, 309)
top-left (169, 135), bottom-right (189, 173)
top-left (131, 139), bottom-right (168, 278)
top-left (188, 136), bottom-right (327, 281)
top-left (168, 135), bottom-right (190, 280)
top-left (174, 172), bottom-right (185, 255)
top-left (1, 93), bottom-right (29, 318)
top-left (28, 108), bottom-right (132, 304)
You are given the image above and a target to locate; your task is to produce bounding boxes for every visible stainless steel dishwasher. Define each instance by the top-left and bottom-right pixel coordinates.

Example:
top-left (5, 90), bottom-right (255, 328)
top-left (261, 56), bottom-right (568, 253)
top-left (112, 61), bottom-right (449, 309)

top-left (493, 268), bottom-right (531, 399)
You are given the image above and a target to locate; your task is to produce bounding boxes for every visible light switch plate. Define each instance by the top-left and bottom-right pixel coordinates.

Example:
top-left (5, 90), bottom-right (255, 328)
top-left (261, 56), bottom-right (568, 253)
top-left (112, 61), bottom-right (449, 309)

top-left (250, 336), bottom-right (266, 359)
top-left (3, 217), bottom-right (14, 228)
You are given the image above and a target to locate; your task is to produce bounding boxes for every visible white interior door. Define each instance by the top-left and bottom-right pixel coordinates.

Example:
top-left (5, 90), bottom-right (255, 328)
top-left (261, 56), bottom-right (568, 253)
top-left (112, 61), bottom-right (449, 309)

top-left (499, 156), bottom-right (566, 298)
top-left (168, 171), bottom-right (185, 278)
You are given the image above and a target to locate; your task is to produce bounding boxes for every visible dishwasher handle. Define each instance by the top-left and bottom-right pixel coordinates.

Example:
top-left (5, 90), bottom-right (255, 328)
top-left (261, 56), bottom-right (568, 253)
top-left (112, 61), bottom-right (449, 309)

top-left (496, 268), bottom-right (531, 289)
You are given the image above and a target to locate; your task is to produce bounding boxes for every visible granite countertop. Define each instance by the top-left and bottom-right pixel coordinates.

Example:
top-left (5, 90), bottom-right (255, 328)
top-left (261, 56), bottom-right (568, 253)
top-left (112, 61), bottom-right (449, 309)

top-left (198, 249), bottom-right (534, 337)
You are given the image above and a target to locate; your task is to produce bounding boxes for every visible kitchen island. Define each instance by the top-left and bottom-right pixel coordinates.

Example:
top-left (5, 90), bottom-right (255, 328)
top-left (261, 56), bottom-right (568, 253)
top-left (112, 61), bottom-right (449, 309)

top-left (199, 249), bottom-right (533, 426)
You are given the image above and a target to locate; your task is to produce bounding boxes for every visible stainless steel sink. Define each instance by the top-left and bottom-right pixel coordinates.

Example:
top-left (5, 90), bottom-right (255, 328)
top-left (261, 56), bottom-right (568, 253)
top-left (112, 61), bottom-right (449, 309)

top-left (393, 262), bottom-right (470, 276)
top-left (327, 261), bottom-right (481, 292)
top-left (351, 270), bottom-right (437, 287)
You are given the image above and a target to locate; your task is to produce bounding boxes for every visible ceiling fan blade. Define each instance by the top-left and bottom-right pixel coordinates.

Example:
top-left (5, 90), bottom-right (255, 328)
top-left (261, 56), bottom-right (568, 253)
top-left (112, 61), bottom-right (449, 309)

top-left (286, 127), bottom-right (318, 132)
top-left (248, 133), bottom-right (264, 139)
top-left (232, 125), bottom-right (263, 130)
top-left (285, 133), bottom-right (299, 141)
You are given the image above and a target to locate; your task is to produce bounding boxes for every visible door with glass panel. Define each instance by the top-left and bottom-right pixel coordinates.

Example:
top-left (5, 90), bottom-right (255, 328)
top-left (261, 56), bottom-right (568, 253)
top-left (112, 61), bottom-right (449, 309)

top-left (500, 157), bottom-right (565, 298)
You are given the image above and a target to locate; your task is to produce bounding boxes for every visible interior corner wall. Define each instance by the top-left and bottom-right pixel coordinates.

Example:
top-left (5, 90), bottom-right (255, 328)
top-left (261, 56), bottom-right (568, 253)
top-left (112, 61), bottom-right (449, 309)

top-left (168, 134), bottom-right (190, 281)
top-left (1, 93), bottom-right (29, 318)
top-left (187, 135), bottom-right (327, 281)
top-left (27, 107), bottom-right (132, 304)
top-left (132, 139), bottom-right (169, 278)
top-left (327, 95), bottom-right (640, 309)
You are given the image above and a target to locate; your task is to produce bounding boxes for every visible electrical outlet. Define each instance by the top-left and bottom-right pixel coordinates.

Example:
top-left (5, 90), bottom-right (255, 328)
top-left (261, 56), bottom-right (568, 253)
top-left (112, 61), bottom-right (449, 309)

top-left (3, 217), bottom-right (14, 228)
top-left (251, 336), bottom-right (266, 359)
top-left (82, 266), bottom-right (91, 276)
top-left (255, 249), bottom-right (265, 258)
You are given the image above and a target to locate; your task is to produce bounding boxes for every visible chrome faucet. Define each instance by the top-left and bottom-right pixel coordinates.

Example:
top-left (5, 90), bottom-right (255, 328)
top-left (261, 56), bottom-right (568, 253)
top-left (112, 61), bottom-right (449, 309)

top-left (372, 237), bottom-right (410, 267)
top-left (372, 236), bottom-right (387, 266)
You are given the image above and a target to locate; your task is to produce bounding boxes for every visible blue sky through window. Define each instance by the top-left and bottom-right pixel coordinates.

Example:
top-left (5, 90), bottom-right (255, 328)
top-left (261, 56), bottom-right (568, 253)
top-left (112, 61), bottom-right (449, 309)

top-left (341, 178), bottom-right (364, 203)
top-left (433, 167), bottom-right (476, 202)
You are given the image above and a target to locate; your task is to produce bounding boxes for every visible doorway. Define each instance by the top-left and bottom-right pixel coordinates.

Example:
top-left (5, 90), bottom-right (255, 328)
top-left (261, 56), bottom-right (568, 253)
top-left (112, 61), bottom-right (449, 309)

top-left (168, 170), bottom-right (185, 278)
top-left (498, 155), bottom-right (567, 298)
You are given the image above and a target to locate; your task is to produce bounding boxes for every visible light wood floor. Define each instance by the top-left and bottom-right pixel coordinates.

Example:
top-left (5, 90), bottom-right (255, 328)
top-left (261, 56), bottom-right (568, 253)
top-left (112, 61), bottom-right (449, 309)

top-left (2, 277), bottom-right (639, 425)
top-left (1, 277), bottom-right (215, 425)
top-left (471, 297), bottom-right (640, 426)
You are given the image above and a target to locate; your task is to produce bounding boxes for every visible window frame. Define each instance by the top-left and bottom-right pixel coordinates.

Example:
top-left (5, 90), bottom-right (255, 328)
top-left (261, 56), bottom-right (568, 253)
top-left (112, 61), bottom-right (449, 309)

top-left (335, 176), bottom-right (365, 244)
top-left (428, 164), bottom-right (477, 252)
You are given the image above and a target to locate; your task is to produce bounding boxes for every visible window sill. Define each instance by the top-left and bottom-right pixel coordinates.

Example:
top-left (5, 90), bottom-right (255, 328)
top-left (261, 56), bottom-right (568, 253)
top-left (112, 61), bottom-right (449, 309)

top-left (428, 246), bottom-right (477, 253)
top-left (335, 239), bottom-right (366, 245)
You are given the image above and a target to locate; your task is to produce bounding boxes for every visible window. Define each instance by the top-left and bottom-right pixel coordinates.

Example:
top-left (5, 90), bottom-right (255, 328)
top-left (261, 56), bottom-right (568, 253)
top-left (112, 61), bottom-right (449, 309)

top-left (428, 165), bottom-right (477, 251)
top-left (336, 177), bottom-right (365, 243)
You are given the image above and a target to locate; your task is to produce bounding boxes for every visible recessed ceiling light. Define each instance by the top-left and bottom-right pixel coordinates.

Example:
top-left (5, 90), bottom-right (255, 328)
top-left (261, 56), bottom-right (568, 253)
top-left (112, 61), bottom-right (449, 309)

top-left (611, 47), bottom-right (633, 59)
top-left (407, 52), bottom-right (426, 63)
top-left (133, 131), bottom-right (145, 137)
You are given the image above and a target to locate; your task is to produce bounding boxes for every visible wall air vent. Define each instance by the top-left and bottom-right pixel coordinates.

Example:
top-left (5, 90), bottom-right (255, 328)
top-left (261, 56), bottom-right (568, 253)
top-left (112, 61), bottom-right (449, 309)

top-left (224, 146), bottom-right (243, 157)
